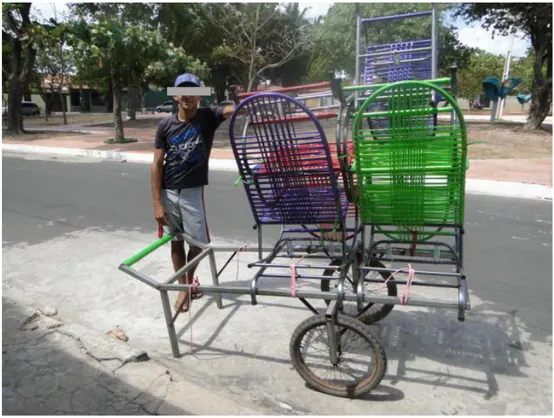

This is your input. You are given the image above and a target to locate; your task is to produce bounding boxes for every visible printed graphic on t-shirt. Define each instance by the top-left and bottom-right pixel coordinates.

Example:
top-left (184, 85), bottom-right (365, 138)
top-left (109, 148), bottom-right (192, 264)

top-left (165, 123), bottom-right (206, 185)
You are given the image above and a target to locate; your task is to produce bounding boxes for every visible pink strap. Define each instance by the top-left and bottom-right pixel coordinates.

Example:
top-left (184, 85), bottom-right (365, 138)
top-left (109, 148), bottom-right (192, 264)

top-left (383, 264), bottom-right (415, 305)
top-left (290, 264), bottom-right (297, 297)
top-left (400, 264), bottom-right (415, 305)
top-left (236, 244), bottom-right (247, 283)
top-left (290, 255), bottom-right (307, 297)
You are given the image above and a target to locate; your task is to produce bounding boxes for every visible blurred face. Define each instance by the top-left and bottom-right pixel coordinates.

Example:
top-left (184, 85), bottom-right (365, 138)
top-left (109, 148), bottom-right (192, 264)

top-left (173, 94), bottom-right (201, 111)
top-left (173, 83), bottom-right (201, 111)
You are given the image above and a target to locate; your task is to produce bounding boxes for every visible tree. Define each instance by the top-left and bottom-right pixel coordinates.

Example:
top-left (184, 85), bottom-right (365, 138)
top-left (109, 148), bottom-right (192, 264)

top-left (206, 3), bottom-right (311, 91)
top-left (144, 46), bottom-right (209, 96)
top-left (455, 3), bottom-right (552, 129)
top-left (34, 15), bottom-right (75, 124)
top-left (2, 3), bottom-right (41, 135)
top-left (69, 16), bottom-right (206, 141)
top-left (262, 3), bottom-right (313, 86)
top-left (154, 3), bottom-right (229, 100)
top-left (69, 19), bottom-right (145, 142)
top-left (457, 49), bottom-right (504, 107)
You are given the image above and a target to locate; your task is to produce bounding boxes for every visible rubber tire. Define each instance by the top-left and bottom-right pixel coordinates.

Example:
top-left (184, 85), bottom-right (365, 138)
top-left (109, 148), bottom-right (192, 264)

top-left (289, 314), bottom-right (387, 398)
top-left (320, 258), bottom-right (396, 325)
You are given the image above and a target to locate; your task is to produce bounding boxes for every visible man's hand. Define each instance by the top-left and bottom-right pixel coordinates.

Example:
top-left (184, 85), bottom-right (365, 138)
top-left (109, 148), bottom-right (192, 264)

top-left (154, 203), bottom-right (167, 225)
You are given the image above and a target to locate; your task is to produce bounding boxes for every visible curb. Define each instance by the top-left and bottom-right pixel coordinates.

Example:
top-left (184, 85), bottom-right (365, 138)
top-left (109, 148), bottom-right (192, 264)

top-left (3, 143), bottom-right (552, 201)
top-left (26, 128), bottom-right (107, 135)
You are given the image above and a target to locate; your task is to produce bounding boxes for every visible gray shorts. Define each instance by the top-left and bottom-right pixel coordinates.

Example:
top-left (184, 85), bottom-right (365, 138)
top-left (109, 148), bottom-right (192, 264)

top-left (162, 187), bottom-right (210, 245)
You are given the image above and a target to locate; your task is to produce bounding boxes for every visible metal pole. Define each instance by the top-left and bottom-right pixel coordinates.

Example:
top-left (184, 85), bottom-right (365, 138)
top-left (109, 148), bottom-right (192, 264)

top-left (450, 60), bottom-right (458, 125)
top-left (208, 251), bottom-right (223, 309)
top-left (431, 4), bottom-right (438, 80)
top-left (490, 100), bottom-right (498, 124)
top-left (497, 35), bottom-right (514, 120)
top-left (160, 290), bottom-right (180, 358)
top-left (355, 3), bottom-right (361, 105)
top-left (431, 4), bottom-right (438, 106)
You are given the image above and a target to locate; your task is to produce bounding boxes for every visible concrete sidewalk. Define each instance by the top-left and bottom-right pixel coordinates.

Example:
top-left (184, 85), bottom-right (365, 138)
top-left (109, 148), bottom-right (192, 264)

top-left (2, 296), bottom-right (272, 415)
top-left (3, 228), bottom-right (552, 415)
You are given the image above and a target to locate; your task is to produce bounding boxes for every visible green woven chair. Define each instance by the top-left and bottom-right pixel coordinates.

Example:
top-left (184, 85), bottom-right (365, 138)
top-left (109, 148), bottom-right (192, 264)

top-left (352, 80), bottom-right (467, 242)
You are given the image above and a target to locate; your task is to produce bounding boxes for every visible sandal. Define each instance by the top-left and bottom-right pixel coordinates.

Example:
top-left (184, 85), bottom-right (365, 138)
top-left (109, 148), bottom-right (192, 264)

top-left (191, 286), bottom-right (204, 300)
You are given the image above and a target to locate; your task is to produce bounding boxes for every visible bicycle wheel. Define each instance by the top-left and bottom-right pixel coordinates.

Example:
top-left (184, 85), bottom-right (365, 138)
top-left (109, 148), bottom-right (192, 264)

top-left (320, 258), bottom-right (396, 325)
top-left (289, 314), bottom-right (387, 398)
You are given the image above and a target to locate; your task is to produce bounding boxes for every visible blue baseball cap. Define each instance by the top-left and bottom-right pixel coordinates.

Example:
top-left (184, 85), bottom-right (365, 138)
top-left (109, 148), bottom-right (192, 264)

top-left (174, 73), bottom-right (202, 87)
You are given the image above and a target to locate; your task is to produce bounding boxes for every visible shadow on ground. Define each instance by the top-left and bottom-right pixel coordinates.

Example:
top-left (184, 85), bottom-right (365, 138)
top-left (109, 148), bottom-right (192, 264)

top-left (171, 278), bottom-right (530, 402)
top-left (2, 297), bottom-right (190, 415)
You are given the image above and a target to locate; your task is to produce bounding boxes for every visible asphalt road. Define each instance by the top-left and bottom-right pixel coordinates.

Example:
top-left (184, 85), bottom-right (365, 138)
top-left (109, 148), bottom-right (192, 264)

top-left (3, 152), bottom-right (552, 414)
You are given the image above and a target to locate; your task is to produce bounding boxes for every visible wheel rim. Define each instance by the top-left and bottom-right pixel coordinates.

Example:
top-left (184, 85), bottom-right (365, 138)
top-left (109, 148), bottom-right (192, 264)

top-left (296, 318), bottom-right (379, 392)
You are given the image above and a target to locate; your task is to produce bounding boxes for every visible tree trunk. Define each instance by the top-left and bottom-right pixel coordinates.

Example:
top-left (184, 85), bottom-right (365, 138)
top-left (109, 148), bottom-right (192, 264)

top-left (127, 85), bottom-right (137, 121)
top-left (4, 3), bottom-right (36, 135)
top-left (79, 85), bottom-right (86, 112)
top-left (247, 57), bottom-right (257, 92)
top-left (525, 39), bottom-right (552, 130)
top-left (7, 79), bottom-right (23, 135)
top-left (140, 85), bottom-right (146, 115)
top-left (112, 69), bottom-right (125, 142)
top-left (526, 82), bottom-right (552, 129)
top-left (105, 78), bottom-right (114, 113)
top-left (59, 90), bottom-right (67, 125)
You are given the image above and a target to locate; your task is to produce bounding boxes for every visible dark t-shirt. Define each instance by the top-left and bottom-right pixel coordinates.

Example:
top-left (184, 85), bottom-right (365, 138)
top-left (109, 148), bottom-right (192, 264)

top-left (154, 106), bottom-right (225, 189)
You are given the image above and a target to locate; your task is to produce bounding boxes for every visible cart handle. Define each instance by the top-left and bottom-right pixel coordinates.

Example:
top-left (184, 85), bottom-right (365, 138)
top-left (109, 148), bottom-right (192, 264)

top-left (122, 234), bottom-right (174, 267)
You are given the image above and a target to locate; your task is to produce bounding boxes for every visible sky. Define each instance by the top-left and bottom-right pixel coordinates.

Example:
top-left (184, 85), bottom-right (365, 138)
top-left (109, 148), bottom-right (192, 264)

top-left (32, 1), bottom-right (531, 59)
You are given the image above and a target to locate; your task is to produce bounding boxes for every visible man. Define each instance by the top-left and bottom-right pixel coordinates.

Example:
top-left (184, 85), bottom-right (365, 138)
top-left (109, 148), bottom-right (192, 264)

top-left (151, 73), bottom-right (235, 312)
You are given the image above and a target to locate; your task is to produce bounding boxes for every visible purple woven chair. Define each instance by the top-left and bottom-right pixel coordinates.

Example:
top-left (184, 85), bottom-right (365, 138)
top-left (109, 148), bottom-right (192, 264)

top-left (228, 92), bottom-right (348, 227)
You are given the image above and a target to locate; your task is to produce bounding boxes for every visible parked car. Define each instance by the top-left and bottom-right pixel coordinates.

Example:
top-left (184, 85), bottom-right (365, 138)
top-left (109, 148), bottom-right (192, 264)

top-left (21, 101), bottom-right (41, 116)
top-left (155, 101), bottom-right (174, 113)
top-left (2, 101), bottom-right (41, 116)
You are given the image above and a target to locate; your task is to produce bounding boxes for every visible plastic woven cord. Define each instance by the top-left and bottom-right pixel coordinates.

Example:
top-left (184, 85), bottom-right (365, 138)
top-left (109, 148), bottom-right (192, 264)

top-left (352, 81), bottom-right (467, 238)
top-left (228, 92), bottom-right (349, 225)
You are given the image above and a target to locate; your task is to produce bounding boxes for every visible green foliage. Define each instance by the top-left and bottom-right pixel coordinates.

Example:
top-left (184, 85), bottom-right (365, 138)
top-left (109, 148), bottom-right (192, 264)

top-left (457, 49), bottom-right (504, 100)
top-left (510, 49), bottom-right (536, 92)
top-left (455, 3), bottom-right (552, 128)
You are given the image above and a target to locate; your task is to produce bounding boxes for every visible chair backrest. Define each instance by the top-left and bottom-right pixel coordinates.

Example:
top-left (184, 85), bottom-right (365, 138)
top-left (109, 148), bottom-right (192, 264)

top-left (364, 40), bottom-right (433, 85)
top-left (352, 80), bottom-right (467, 230)
top-left (228, 92), bottom-right (345, 225)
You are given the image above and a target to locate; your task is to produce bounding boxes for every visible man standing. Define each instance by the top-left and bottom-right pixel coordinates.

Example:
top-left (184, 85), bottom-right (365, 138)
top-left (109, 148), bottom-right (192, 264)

top-left (151, 73), bottom-right (235, 312)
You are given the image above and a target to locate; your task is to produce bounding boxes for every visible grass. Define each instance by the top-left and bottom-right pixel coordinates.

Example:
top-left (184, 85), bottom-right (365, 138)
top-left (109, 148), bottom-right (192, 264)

top-left (465, 122), bottom-right (552, 159)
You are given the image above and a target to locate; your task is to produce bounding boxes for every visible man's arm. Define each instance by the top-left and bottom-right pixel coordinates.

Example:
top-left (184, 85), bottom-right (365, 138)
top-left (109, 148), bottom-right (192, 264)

top-left (221, 104), bottom-right (235, 119)
top-left (220, 84), bottom-right (240, 120)
top-left (151, 147), bottom-right (167, 225)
